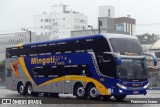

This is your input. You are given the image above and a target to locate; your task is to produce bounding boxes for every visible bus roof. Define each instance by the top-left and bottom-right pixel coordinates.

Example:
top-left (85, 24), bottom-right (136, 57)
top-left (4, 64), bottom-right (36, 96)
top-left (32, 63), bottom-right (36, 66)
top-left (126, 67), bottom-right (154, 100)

top-left (18, 34), bottom-right (103, 47)
top-left (103, 33), bottom-right (137, 39)
top-left (13, 33), bottom-right (137, 48)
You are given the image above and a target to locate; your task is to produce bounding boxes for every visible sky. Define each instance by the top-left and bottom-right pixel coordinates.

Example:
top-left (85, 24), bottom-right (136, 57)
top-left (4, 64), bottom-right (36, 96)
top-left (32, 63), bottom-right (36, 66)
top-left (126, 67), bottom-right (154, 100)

top-left (0, 0), bottom-right (160, 34)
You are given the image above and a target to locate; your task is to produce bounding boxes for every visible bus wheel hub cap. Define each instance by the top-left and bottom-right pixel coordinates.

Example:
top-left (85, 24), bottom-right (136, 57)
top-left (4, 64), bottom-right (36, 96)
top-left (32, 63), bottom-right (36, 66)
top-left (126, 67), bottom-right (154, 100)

top-left (77, 87), bottom-right (85, 96)
top-left (90, 87), bottom-right (97, 97)
top-left (28, 86), bottom-right (32, 94)
top-left (20, 85), bottom-right (24, 93)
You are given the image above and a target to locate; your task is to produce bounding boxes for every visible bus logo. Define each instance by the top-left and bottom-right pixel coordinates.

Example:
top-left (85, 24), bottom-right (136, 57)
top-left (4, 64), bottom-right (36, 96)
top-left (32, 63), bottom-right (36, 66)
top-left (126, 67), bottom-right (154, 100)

top-left (10, 60), bottom-right (20, 78)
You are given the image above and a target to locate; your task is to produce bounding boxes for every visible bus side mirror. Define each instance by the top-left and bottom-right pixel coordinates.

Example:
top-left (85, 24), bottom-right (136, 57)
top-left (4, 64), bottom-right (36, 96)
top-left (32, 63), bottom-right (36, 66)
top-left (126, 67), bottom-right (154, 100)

top-left (116, 54), bottom-right (122, 65)
top-left (103, 52), bottom-right (121, 65)
top-left (153, 55), bottom-right (157, 66)
top-left (145, 54), bottom-right (157, 66)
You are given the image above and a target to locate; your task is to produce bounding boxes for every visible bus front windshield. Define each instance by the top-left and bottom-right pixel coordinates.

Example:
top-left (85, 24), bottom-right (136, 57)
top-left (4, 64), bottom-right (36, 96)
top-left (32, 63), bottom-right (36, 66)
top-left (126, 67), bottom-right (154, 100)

top-left (109, 38), bottom-right (143, 55)
top-left (117, 59), bottom-right (148, 81)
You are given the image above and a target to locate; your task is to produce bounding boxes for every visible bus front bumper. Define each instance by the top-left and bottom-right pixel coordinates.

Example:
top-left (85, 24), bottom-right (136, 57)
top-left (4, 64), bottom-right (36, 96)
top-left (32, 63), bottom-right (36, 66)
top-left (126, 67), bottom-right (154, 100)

top-left (114, 88), bottom-right (147, 95)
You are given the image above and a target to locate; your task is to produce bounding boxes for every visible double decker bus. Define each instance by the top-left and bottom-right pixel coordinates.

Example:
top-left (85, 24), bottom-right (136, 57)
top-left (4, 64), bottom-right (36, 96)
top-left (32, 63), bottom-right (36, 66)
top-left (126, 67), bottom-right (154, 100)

top-left (5, 34), bottom-right (157, 100)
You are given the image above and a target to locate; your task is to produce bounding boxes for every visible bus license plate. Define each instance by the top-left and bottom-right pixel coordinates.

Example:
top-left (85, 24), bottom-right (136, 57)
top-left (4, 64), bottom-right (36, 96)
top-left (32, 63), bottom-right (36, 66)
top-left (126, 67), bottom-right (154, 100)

top-left (133, 91), bottom-right (139, 94)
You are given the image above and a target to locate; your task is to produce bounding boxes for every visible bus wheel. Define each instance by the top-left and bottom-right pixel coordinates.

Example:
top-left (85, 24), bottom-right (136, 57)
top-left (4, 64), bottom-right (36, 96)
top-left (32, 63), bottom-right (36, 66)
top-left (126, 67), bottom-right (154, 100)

top-left (75, 84), bottom-right (87, 99)
top-left (18, 83), bottom-right (26, 95)
top-left (26, 84), bottom-right (34, 96)
top-left (113, 95), bottom-right (126, 101)
top-left (102, 95), bottom-right (112, 100)
top-left (87, 84), bottom-right (100, 100)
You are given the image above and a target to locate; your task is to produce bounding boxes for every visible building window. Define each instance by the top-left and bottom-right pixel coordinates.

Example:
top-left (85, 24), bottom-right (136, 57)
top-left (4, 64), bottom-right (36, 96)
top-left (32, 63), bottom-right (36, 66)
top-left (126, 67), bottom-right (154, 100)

top-left (115, 23), bottom-right (124, 32)
top-left (41, 26), bottom-right (43, 29)
top-left (63, 18), bottom-right (65, 20)
top-left (44, 26), bottom-right (50, 29)
top-left (41, 33), bottom-right (43, 35)
top-left (45, 19), bottom-right (49, 22)
top-left (41, 19), bottom-right (43, 22)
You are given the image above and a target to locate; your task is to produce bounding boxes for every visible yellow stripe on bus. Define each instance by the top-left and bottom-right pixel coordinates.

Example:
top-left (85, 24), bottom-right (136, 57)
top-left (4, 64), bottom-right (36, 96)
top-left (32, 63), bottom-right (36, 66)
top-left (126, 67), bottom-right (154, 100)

top-left (38, 75), bottom-right (111, 95)
top-left (17, 44), bottom-right (23, 47)
top-left (19, 57), bottom-right (36, 85)
top-left (19, 57), bottom-right (110, 95)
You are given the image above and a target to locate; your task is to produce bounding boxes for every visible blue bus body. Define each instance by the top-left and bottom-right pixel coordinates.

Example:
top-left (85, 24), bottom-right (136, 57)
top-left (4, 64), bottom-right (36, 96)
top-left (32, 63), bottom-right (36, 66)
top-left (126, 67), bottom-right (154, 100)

top-left (5, 34), bottom-right (156, 100)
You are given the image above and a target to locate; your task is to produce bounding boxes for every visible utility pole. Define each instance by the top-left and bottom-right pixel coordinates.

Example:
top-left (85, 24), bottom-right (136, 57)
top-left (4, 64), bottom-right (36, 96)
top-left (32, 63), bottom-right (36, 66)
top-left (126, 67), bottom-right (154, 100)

top-left (22, 28), bottom-right (32, 43)
top-left (29, 30), bottom-right (31, 43)
top-left (98, 20), bottom-right (102, 34)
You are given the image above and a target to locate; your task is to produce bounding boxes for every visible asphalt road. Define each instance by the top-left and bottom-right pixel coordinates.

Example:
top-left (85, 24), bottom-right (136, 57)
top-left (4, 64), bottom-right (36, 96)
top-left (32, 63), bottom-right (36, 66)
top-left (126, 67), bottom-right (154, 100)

top-left (0, 86), bottom-right (160, 106)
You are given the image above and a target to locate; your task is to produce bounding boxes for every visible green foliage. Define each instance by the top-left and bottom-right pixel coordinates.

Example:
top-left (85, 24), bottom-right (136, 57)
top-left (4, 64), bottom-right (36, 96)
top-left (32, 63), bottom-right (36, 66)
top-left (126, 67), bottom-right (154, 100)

top-left (0, 61), bottom-right (5, 72)
top-left (0, 61), bottom-right (5, 81)
top-left (136, 33), bottom-right (160, 44)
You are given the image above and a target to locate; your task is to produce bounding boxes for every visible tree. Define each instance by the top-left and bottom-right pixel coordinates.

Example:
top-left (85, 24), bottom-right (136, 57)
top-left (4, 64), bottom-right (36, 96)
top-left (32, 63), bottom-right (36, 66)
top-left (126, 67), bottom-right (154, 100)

top-left (136, 33), bottom-right (159, 44)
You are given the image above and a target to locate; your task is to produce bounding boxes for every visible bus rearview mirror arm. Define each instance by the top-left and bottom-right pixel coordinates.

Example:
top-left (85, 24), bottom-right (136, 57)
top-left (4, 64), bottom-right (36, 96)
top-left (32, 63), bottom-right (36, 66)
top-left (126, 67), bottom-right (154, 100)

top-left (144, 54), bottom-right (157, 66)
top-left (103, 52), bottom-right (121, 65)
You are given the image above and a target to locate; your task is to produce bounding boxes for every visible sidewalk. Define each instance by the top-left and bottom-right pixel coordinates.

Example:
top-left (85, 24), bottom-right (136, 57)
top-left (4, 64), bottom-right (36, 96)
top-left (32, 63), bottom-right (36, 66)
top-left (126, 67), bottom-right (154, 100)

top-left (147, 89), bottom-right (160, 94)
top-left (0, 82), bottom-right (6, 88)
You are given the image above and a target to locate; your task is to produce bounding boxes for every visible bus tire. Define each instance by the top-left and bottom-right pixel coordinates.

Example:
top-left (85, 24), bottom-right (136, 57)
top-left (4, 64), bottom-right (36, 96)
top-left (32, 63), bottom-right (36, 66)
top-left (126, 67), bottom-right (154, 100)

top-left (113, 95), bottom-right (126, 101)
top-left (87, 84), bottom-right (100, 100)
top-left (74, 84), bottom-right (87, 99)
top-left (26, 84), bottom-right (39, 96)
top-left (18, 83), bottom-right (26, 95)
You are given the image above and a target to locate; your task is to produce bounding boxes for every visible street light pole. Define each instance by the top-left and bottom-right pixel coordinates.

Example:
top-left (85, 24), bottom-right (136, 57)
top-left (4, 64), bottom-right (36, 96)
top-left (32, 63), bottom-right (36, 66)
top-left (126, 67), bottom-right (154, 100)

top-left (88, 25), bottom-right (96, 35)
top-left (22, 28), bottom-right (32, 43)
top-left (19, 34), bottom-right (29, 43)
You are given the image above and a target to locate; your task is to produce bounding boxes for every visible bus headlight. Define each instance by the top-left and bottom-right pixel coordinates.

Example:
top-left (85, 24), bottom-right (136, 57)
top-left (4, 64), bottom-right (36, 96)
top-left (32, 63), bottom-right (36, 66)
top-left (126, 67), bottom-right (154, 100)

top-left (117, 83), bottom-right (127, 89)
top-left (143, 83), bottom-right (149, 89)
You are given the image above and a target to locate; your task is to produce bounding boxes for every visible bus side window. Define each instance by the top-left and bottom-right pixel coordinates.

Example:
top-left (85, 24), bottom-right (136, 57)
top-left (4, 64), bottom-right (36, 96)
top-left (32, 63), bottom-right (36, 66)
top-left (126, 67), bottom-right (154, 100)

top-left (100, 54), bottom-right (116, 77)
top-left (6, 50), bottom-right (10, 58)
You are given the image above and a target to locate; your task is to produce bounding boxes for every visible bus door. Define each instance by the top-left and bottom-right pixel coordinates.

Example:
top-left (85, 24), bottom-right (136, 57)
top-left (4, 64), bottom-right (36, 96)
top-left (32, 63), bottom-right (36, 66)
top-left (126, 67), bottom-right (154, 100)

top-left (99, 54), bottom-right (116, 86)
top-left (51, 65), bottom-right (63, 93)
top-left (62, 65), bottom-right (73, 94)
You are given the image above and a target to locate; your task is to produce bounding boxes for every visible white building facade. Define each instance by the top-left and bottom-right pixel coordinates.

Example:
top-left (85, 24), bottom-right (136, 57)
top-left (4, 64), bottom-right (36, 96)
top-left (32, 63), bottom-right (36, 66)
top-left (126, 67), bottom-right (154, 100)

top-left (34, 4), bottom-right (88, 39)
top-left (99, 5), bottom-right (115, 18)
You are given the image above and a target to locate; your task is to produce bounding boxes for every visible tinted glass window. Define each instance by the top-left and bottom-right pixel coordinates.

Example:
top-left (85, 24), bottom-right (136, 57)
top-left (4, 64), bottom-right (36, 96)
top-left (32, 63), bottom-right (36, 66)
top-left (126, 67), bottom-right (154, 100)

top-left (109, 38), bottom-right (143, 55)
top-left (155, 52), bottom-right (160, 58)
top-left (64, 65), bottom-right (91, 76)
top-left (117, 58), bottom-right (148, 81)
top-left (32, 66), bottom-right (61, 78)
top-left (98, 54), bottom-right (116, 77)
